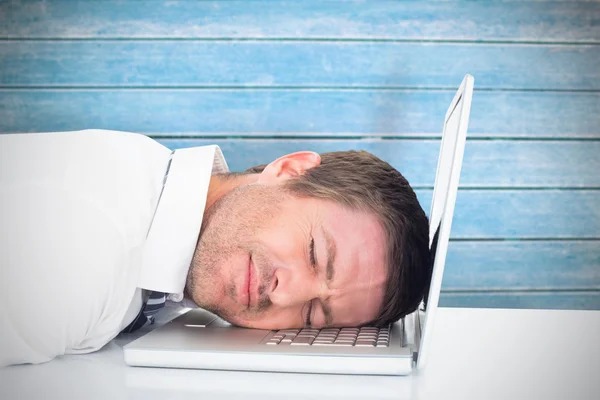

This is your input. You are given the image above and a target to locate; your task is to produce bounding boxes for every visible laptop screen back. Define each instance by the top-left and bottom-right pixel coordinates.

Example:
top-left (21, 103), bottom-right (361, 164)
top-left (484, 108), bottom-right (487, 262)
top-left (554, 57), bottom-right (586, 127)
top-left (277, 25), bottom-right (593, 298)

top-left (416, 75), bottom-right (474, 369)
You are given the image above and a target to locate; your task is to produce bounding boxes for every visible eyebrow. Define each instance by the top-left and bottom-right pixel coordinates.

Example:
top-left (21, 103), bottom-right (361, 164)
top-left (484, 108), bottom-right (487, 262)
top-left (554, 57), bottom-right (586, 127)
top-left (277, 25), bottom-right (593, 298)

top-left (320, 226), bottom-right (337, 326)
top-left (321, 225), bottom-right (337, 283)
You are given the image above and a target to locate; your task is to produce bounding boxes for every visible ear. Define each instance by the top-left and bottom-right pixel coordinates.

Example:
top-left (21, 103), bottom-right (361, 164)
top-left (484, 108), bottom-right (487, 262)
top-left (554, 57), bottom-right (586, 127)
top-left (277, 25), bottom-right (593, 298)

top-left (257, 151), bottom-right (321, 184)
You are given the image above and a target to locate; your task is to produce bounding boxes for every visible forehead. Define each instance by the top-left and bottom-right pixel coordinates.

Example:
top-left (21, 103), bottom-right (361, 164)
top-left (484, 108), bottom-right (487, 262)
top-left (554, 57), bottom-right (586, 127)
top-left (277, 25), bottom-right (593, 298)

top-left (310, 198), bottom-right (388, 326)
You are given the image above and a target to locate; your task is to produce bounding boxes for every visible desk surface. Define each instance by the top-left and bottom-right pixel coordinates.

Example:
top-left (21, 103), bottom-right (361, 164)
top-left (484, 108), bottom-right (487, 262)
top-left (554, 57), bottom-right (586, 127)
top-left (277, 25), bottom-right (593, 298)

top-left (1, 307), bottom-right (598, 400)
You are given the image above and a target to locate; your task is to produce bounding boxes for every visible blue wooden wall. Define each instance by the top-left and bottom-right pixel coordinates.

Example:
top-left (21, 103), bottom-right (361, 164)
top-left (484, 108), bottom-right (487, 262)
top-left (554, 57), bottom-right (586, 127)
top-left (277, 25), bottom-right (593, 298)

top-left (1, 0), bottom-right (599, 310)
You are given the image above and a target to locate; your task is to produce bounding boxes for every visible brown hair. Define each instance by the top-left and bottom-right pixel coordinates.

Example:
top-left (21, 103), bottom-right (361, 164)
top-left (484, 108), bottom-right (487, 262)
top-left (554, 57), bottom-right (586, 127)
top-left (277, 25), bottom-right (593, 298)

top-left (246, 150), bottom-right (431, 326)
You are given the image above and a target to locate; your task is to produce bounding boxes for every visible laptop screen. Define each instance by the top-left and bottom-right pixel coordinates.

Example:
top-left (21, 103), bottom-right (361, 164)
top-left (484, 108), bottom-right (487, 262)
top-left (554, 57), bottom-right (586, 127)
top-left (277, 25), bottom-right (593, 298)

top-left (416, 75), bottom-right (473, 369)
top-left (424, 94), bottom-right (463, 308)
top-left (429, 94), bottom-right (463, 248)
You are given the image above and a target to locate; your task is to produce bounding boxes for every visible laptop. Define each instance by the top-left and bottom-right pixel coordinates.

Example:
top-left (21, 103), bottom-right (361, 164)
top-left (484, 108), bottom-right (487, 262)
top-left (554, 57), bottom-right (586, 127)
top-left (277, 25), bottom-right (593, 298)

top-left (124, 74), bottom-right (474, 375)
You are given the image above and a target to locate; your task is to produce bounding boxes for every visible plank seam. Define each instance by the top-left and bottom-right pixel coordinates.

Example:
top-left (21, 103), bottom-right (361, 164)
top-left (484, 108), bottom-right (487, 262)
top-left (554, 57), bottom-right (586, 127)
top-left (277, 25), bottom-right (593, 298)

top-left (411, 187), bottom-right (600, 191)
top-left (150, 135), bottom-right (600, 141)
top-left (3, 133), bottom-right (598, 141)
top-left (448, 238), bottom-right (600, 242)
top-left (1, 86), bottom-right (599, 93)
top-left (442, 289), bottom-right (600, 294)
top-left (0, 38), bottom-right (598, 45)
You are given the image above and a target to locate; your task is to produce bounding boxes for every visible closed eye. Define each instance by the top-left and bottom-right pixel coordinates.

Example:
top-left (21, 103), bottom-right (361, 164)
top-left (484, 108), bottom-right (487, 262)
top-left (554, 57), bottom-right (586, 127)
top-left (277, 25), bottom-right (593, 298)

top-left (304, 300), bottom-right (313, 327)
top-left (304, 237), bottom-right (318, 327)
top-left (309, 237), bottom-right (317, 266)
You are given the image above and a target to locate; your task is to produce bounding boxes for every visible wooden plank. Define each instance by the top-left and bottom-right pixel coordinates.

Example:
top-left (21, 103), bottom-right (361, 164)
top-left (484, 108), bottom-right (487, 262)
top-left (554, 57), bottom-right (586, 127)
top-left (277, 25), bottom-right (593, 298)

top-left (1, 90), bottom-right (598, 138)
top-left (439, 291), bottom-right (600, 310)
top-left (442, 241), bottom-right (600, 291)
top-left (158, 138), bottom-right (600, 187)
top-left (1, 1), bottom-right (598, 42)
top-left (0, 134), bottom-right (598, 236)
top-left (414, 190), bottom-right (600, 239)
top-left (2, 41), bottom-right (599, 90)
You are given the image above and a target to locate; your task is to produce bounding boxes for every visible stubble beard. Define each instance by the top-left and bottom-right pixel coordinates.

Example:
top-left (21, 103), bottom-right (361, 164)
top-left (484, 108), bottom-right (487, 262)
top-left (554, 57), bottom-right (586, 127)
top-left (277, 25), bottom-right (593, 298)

top-left (186, 183), bottom-right (285, 322)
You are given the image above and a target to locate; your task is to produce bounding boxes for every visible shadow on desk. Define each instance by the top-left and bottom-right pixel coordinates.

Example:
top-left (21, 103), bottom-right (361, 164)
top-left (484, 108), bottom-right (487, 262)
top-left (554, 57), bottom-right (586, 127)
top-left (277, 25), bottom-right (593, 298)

top-left (0, 340), bottom-right (414, 400)
top-left (126, 366), bottom-right (413, 399)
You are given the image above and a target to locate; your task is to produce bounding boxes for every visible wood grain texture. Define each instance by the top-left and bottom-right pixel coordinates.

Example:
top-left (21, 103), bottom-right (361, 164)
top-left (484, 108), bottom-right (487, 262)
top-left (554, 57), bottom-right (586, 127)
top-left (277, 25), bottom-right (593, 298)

top-left (415, 190), bottom-right (600, 239)
top-left (158, 138), bottom-right (600, 187)
top-left (1, 90), bottom-right (599, 137)
top-left (1, 1), bottom-right (598, 42)
top-left (442, 241), bottom-right (600, 290)
top-left (439, 291), bottom-right (600, 310)
top-left (2, 41), bottom-right (599, 90)
top-left (1, 0), bottom-right (598, 310)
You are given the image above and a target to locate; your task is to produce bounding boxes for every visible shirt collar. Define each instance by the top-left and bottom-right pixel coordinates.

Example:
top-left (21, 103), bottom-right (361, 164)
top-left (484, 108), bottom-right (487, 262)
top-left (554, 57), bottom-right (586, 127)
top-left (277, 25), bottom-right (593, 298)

top-left (138, 145), bottom-right (228, 295)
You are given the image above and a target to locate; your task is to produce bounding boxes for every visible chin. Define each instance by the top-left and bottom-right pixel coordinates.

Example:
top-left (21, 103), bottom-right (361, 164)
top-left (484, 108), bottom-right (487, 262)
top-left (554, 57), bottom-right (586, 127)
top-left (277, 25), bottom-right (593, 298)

top-left (217, 312), bottom-right (250, 328)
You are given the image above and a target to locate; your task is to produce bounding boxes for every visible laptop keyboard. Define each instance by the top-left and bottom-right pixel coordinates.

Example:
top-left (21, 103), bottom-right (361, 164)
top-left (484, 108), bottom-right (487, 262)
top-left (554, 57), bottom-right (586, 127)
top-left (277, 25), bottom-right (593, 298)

top-left (265, 326), bottom-right (390, 347)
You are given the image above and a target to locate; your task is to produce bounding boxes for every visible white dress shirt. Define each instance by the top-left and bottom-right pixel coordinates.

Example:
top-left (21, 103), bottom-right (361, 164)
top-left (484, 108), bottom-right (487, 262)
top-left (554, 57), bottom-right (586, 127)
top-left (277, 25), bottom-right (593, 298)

top-left (0, 130), bottom-right (228, 367)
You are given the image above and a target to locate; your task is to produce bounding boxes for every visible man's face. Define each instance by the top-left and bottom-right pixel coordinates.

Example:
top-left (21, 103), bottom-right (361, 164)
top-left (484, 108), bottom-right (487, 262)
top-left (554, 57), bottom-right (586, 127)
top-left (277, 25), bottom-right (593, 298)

top-left (188, 154), bottom-right (387, 329)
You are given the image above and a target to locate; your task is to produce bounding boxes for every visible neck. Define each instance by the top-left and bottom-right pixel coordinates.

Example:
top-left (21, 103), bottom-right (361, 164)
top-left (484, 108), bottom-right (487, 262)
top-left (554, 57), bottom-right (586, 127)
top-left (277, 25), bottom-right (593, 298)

top-left (205, 173), bottom-right (259, 212)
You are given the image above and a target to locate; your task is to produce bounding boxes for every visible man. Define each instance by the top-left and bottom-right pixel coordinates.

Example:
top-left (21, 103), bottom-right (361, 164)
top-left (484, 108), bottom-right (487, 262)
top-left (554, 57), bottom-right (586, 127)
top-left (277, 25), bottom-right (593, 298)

top-left (0, 129), bottom-right (430, 367)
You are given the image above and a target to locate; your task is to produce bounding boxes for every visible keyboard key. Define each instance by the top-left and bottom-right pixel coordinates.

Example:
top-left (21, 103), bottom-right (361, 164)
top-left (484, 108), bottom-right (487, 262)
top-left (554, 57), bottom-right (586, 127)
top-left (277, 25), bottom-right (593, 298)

top-left (355, 342), bottom-right (376, 347)
top-left (356, 338), bottom-right (376, 344)
top-left (316, 336), bottom-right (337, 340)
top-left (313, 342), bottom-right (353, 346)
top-left (292, 337), bottom-right (315, 344)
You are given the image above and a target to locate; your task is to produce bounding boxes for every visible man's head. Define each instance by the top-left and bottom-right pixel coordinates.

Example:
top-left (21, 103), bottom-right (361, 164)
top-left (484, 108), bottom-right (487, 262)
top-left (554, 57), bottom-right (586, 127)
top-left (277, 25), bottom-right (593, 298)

top-left (186, 150), bottom-right (431, 329)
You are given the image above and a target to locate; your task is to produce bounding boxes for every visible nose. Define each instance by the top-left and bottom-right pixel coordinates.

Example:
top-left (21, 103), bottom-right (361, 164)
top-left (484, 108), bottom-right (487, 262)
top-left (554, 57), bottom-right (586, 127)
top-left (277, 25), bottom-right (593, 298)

top-left (268, 263), bottom-right (322, 308)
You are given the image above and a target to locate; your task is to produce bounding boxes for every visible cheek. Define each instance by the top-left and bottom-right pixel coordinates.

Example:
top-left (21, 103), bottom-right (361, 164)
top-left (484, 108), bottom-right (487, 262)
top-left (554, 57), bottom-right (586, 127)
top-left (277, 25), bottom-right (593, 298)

top-left (256, 226), bottom-right (297, 260)
top-left (203, 186), bottom-right (287, 246)
top-left (255, 208), bottom-right (312, 262)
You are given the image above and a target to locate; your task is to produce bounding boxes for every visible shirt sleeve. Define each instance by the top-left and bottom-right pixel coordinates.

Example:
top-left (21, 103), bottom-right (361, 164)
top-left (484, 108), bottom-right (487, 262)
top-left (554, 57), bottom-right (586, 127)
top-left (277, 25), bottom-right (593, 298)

top-left (0, 131), bottom-right (170, 367)
top-left (0, 184), bottom-right (136, 366)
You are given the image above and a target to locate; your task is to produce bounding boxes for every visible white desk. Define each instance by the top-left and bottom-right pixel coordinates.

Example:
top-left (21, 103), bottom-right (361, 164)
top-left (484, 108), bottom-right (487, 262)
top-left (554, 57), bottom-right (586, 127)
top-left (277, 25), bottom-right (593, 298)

top-left (1, 308), bottom-right (598, 400)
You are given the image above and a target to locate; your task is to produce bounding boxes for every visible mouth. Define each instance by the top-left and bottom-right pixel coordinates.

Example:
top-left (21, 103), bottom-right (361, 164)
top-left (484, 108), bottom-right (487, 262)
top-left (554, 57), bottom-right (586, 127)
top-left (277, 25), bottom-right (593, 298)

top-left (247, 255), bottom-right (257, 309)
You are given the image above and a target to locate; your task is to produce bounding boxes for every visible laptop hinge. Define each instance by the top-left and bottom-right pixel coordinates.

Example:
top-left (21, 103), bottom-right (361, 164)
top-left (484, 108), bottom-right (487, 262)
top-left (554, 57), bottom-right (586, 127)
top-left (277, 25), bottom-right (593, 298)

top-left (401, 309), bottom-right (421, 363)
top-left (412, 306), bottom-right (423, 362)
